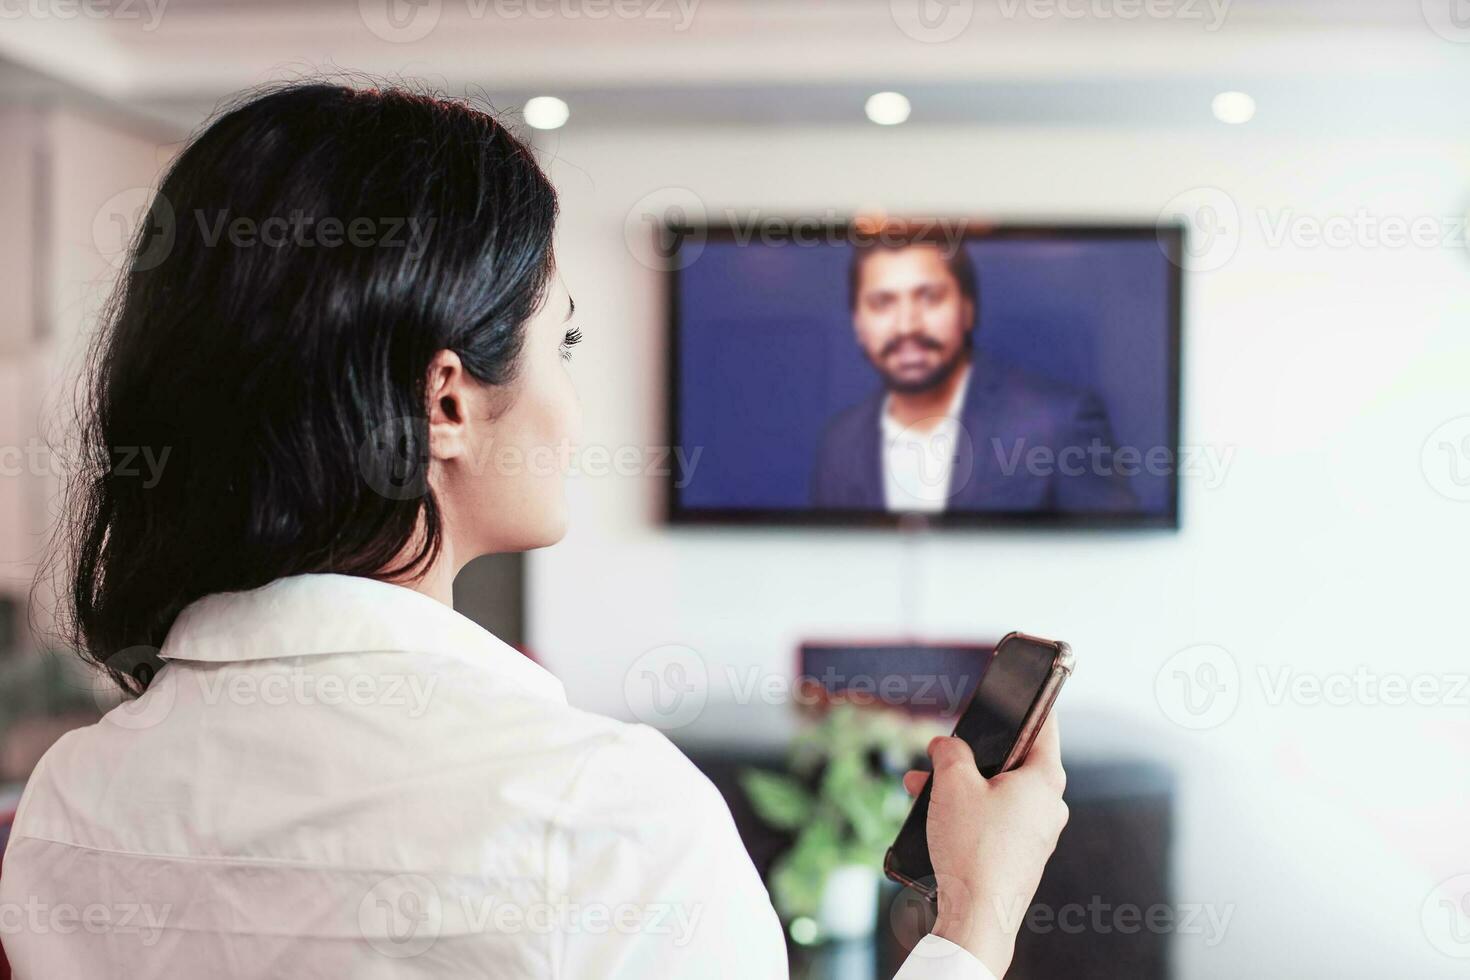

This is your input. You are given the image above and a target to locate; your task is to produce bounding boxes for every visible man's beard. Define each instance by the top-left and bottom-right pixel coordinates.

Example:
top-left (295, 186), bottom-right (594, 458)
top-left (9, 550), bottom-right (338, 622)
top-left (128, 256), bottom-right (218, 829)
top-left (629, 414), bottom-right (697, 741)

top-left (874, 336), bottom-right (970, 396)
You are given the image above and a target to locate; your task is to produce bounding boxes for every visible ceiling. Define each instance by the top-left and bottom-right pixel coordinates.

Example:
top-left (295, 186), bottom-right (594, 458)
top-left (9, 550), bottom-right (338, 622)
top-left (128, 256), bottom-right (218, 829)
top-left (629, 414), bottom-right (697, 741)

top-left (1, 0), bottom-right (1466, 133)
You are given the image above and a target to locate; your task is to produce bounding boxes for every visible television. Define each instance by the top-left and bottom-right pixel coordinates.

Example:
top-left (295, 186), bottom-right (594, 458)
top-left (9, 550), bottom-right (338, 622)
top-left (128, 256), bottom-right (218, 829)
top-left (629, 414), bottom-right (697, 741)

top-left (666, 220), bottom-right (1183, 529)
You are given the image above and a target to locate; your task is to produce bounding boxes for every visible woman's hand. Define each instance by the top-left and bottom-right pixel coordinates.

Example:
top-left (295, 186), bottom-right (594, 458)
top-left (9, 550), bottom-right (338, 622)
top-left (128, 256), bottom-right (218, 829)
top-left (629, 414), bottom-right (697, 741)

top-left (901, 715), bottom-right (1069, 978)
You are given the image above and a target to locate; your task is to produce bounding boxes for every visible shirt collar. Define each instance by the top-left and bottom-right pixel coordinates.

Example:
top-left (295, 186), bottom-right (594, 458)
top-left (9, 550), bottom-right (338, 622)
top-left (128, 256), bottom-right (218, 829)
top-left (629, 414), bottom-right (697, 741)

top-left (159, 573), bottom-right (565, 703)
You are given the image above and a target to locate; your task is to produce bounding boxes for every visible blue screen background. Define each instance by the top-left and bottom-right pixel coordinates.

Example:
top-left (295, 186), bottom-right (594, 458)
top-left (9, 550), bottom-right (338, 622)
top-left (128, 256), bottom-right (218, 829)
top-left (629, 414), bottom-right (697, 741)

top-left (675, 236), bottom-right (1175, 514)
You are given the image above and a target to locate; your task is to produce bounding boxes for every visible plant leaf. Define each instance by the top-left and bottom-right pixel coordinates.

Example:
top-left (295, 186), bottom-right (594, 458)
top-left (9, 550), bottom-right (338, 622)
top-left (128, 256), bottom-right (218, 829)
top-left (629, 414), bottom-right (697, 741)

top-left (740, 769), bottom-right (815, 830)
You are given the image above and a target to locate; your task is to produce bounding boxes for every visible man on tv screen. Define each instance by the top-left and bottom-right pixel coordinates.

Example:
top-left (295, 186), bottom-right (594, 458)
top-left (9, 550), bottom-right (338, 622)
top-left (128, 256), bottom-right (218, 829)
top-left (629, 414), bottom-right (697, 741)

top-left (810, 234), bottom-right (1138, 514)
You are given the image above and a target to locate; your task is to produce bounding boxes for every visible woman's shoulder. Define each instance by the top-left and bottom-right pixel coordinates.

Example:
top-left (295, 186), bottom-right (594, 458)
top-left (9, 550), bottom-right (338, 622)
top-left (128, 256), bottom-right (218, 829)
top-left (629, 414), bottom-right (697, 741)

top-left (553, 711), bottom-right (730, 823)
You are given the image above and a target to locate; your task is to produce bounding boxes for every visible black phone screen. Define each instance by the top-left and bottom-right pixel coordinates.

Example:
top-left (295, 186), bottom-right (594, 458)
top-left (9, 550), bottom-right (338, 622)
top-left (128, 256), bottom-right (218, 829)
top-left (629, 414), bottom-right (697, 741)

top-left (886, 634), bottom-right (1062, 889)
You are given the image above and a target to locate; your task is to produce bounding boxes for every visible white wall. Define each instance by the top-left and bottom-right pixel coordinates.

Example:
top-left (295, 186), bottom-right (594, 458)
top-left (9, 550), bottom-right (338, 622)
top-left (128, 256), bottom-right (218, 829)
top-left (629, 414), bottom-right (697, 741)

top-left (0, 102), bottom-right (166, 628)
top-left (529, 122), bottom-right (1470, 977)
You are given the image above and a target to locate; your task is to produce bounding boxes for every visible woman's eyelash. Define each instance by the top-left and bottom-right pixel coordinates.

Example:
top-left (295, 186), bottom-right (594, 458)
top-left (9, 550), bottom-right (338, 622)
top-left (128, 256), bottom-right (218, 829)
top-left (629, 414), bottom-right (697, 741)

top-left (560, 327), bottom-right (583, 361)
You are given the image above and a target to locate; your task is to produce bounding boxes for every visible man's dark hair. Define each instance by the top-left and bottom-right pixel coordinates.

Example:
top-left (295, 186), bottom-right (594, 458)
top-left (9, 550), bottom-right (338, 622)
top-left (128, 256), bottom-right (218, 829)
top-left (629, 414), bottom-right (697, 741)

top-left (847, 231), bottom-right (979, 331)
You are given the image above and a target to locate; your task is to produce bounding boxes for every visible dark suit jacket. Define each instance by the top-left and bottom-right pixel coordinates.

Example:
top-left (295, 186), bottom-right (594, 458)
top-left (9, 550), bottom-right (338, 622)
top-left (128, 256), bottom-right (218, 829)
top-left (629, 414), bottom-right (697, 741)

top-left (811, 356), bottom-right (1138, 513)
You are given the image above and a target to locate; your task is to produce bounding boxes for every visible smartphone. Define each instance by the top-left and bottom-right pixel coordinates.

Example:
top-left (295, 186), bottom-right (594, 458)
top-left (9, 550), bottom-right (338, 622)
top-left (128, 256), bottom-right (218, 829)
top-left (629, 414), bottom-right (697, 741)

top-left (883, 632), bottom-right (1074, 900)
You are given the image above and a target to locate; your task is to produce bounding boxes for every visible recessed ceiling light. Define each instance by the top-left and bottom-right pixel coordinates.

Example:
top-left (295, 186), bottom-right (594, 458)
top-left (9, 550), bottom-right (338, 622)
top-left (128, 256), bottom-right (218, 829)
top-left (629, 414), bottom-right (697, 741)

top-left (523, 96), bottom-right (570, 131)
top-left (1211, 91), bottom-right (1255, 125)
top-left (865, 91), bottom-right (911, 126)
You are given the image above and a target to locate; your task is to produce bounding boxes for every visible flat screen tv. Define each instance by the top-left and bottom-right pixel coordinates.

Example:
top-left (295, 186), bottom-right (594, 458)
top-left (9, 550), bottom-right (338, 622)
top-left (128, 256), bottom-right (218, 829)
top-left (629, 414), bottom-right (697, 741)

top-left (666, 220), bottom-right (1183, 529)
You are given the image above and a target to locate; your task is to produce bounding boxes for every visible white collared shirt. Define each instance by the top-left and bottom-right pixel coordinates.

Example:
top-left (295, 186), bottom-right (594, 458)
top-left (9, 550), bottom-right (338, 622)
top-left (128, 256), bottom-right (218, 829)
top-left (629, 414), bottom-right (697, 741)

top-left (0, 574), bottom-right (990, 979)
top-left (881, 365), bottom-right (972, 513)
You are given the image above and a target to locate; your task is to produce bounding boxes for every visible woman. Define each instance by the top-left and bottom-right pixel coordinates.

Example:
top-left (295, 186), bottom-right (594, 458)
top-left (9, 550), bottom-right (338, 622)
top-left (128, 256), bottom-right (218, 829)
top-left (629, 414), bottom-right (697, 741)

top-left (0, 83), bottom-right (1067, 979)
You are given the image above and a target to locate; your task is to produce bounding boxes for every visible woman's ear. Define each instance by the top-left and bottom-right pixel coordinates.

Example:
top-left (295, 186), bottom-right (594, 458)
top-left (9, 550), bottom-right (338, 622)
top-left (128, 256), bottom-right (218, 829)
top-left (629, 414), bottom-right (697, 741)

top-left (426, 349), bottom-right (470, 461)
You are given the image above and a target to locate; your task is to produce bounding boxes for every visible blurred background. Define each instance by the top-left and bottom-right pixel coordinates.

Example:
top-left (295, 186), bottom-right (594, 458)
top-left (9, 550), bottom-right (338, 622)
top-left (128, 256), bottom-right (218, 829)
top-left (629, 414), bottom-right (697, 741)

top-left (2, 1), bottom-right (1469, 977)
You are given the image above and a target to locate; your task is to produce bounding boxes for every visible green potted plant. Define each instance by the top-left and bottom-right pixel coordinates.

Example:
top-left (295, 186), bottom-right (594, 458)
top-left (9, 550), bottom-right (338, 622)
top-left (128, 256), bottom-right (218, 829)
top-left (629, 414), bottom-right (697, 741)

top-left (740, 702), bottom-right (940, 945)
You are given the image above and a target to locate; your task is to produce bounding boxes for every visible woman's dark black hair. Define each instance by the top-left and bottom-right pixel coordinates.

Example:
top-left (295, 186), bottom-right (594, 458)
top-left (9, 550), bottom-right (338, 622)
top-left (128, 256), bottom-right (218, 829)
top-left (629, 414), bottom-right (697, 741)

top-left (51, 82), bottom-right (559, 693)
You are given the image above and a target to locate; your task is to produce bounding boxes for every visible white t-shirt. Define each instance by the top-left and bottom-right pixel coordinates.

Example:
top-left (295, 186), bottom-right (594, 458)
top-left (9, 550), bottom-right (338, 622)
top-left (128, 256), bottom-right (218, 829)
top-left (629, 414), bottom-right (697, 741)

top-left (881, 365), bottom-right (972, 513)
